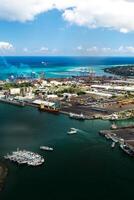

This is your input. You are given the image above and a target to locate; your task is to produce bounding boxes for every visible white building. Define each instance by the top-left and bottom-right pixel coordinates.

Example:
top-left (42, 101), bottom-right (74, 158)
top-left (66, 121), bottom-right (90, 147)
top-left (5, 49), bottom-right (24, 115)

top-left (63, 93), bottom-right (78, 98)
top-left (9, 88), bottom-right (21, 95)
top-left (91, 84), bottom-right (134, 92)
top-left (47, 94), bottom-right (58, 99)
top-left (50, 80), bottom-right (62, 86)
top-left (32, 99), bottom-right (55, 107)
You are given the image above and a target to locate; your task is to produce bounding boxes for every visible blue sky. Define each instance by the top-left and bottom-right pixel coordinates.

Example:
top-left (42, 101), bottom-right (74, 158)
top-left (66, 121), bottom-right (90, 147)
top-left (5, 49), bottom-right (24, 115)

top-left (1, 0), bottom-right (134, 56)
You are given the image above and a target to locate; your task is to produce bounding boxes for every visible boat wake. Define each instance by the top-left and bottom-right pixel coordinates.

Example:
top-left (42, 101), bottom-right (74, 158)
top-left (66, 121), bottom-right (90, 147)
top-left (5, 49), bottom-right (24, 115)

top-left (67, 127), bottom-right (89, 136)
top-left (76, 129), bottom-right (88, 134)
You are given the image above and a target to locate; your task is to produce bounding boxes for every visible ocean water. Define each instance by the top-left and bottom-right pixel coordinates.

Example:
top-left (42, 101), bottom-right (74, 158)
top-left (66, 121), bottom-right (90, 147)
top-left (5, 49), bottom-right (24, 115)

top-left (0, 103), bottom-right (134, 200)
top-left (0, 56), bottom-right (134, 79)
top-left (0, 57), bottom-right (134, 200)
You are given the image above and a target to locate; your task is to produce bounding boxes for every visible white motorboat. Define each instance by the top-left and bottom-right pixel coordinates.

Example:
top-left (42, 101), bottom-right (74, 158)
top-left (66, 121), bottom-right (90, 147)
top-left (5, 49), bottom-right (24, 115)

top-left (111, 142), bottom-right (116, 148)
top-left (67, 128), bottom-right (77, 135)
top-left (120, 144), bottom-right (134, 156)
top-left (40, 146), bottom-right (54, 151)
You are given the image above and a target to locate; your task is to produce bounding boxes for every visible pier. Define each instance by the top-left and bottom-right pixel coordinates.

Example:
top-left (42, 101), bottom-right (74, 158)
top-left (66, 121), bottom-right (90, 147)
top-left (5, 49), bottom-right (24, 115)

top-left (100, 126), bottom-right (134, 156)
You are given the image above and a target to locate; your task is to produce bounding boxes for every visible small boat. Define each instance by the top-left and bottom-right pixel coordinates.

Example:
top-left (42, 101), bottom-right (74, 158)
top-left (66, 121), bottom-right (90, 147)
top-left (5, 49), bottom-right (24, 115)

top-left (111, 142), bottom-right (116, 148)
top-left (111, 124), bottom-right (117, 129)
top-left (69, 113), bottom-right (85, 120)
top-left (120, 144), bottom-right (134, 156)
top-left (67, 128), bottom-right (77, 135)
top-left (41, 61), bottom-right (47, 66)
top-left (105, 134), bottom-right (110, 139)
top-left (40, 146), bottom-right (54, 151)
top-left (111, 136), bottom-right (119, 143)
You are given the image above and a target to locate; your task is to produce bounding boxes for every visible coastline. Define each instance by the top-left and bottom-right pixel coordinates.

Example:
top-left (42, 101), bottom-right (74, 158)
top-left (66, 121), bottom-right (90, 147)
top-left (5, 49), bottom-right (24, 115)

top-left (0, 75), bottom-right (134, 121)
top-left (104, 65), bottom-right (134, 77)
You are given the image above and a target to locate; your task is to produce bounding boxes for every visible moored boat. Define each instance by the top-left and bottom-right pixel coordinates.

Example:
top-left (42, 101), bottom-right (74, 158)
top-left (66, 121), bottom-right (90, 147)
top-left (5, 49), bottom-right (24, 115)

top-left (4, 149), bottom-right (44, 166)
top-left (39, 104), bottom-right (59, 114)
top-left (69, 113), bottom-right (85, 120)
top-left (111, 142), bottom-right (116, 148)
top-left (111, 124), bottom-right (117, 129)
top-left (40, 146), bottom-right (54, 151)
top-left (120, 144), bottom-right (134, 156)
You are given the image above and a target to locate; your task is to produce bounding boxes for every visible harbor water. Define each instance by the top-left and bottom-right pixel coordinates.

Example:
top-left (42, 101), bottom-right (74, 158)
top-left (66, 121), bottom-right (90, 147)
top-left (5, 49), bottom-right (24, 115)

top-left (0, 103), bottom-right (134, 200)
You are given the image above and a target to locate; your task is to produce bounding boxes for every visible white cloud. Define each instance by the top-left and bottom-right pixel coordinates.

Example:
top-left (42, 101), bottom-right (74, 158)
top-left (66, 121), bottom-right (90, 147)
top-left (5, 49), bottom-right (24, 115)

top-left (39, 47), bottom-right (60, 54)
top-left (33, 47), bottom-right (61, 55)
top-left (23, 48), bottom-right (28, 52)
top-left (0, 0), bottom-right (134, 32)
top-left (40, 46), bottom-right (49, 52)
top-left (0, 0), bottom-right (74, 22)
top-left (0, 1), bottom-right (53, 22)
top-left (77, 46), bottom-right (83, 51)
top-left (87, 46), bottom-right (98, 53)
top-left (63, 0), bottom-right (134, 33)
top-left (75, 45), bottom-right (134, 55)
top-left (51, 48), bottom-right (59, 54)
top-left (0, 42), bottom-right (14, 51)
top-left (117, 46), bottom-right (134, 53)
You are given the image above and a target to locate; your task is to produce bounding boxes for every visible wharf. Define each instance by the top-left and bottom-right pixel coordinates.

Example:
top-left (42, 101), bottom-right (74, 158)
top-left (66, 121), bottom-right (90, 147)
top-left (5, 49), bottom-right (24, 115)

top-left (60, 111), bottom-right (94, 120)
top-left (0, 98), bottom-right (103, 119)
top-left (0, 99), bottom-right (25, 107)
top-left (100, 127), bottom-right (134, 139)
top-left (100, 126), bottom-right (134, 147)
top-left (0, 97), bottom-right (133, 121)
top-left (61, 105), bottom-right (106, 120)
top-left (0, 98), bottom-right (39, 108)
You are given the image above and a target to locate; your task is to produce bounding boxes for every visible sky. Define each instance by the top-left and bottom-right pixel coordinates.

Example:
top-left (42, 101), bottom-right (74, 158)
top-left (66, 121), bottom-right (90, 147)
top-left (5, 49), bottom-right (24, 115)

top-left (1, 0), bottom-right (134, 56)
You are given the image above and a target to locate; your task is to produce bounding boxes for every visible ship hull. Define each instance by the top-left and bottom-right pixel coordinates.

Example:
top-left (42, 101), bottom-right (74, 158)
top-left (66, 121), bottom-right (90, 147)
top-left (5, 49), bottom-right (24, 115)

top-left (39, 107), bottom-right (60, 114)
top-left (69, 116), bottom-right (85, 120)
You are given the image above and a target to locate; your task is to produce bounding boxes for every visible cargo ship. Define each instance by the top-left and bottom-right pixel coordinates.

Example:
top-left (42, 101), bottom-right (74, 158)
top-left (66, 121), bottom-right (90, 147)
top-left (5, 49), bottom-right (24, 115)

top-left (39, 104), bottom-right (60, 114)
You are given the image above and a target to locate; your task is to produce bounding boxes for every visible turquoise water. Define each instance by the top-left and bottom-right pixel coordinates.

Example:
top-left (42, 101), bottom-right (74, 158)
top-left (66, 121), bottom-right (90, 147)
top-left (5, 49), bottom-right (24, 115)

top-left (0, 103), bottom-right (134, 200)
top-left (0, 56), bottom-right (134, 79)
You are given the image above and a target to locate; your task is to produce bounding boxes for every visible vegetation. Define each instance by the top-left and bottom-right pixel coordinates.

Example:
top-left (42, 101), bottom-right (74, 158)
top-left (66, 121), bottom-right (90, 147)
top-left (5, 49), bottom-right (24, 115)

top-left (54, 86), bottom-right (86, 96)
top-left (104, 65), bottom-right (134, 76)
top-left (2, 82), bottom-right (32, 90)
top-left (19, 82), bottom-right (32, 88)
top-left (3, 83), bottom-right (18, 90)
top-left (77, 91), bottom-right (86, 96)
